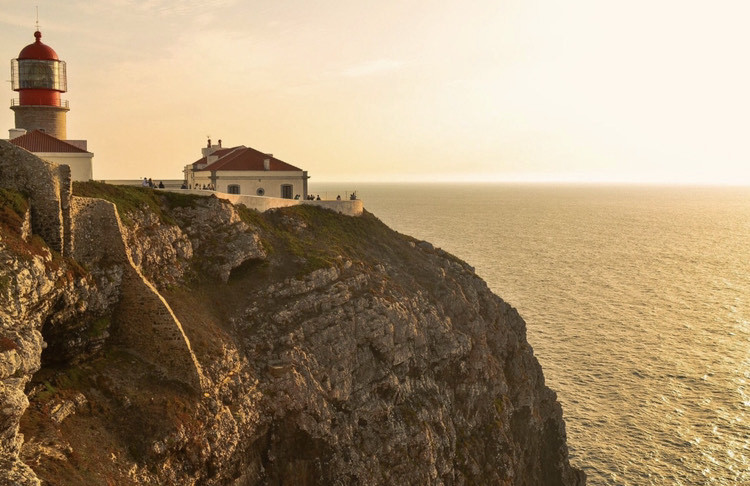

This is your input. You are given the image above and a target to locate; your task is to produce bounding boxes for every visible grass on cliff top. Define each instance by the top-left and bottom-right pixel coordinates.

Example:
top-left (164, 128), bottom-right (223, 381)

top-left (0, 187), bottom-right (29, 230)
top-left (73, 181), bottom-right (203, 226)
top-left (237, 203), bottom-right (416, 276)
top-left (73, 181), bottom-right (164, 225)
top-left (257, 204), bottom-right (472, 296)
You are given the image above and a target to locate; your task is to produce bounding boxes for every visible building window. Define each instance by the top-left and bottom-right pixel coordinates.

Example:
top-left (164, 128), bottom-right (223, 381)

top-left (256, 188), bottom-right (265, 196)
top-left (281, 184), bottom-right (293, 199)
top-left (228, 184), bottom-right (240, 194)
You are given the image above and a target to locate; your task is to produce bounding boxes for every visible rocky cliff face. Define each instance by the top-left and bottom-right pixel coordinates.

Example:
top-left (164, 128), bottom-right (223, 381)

top-left (0, 182), bottom-right (585, 485)
top-left (0, 187), bottom-right (96, 486)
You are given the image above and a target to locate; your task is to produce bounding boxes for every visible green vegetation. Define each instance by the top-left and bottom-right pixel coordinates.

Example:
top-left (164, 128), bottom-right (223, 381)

top-left (493, 398), bottom-right (505, 429)
top-left (0, 187), bottom-right (28, 216)
top-left (70, 183), bottom-right (417, 277)
top-left (0, 187), bottom-right (28, 233)
top-left (64, 256), bottom-right (88, 280)
top-left (86, 316), bottom-right (111, 338)
top-left (69, 181), bottom-right (450, 294)
top-left (494, 397), bottom-right (504, 414)
top-left (72, 181), bottom-right (178, 226)
top-left (0, 189), bottom-right (54, 261)
top-left (55, 365), bottom-right (88, 390)
top-left (34, 380), bottom-right (59, 402)
top-left (235, 203), bottom-right (273, 231)
top-left (159, 190), bottom-right (203, 210)
top-left (250, 204), bottom-right (405, 275)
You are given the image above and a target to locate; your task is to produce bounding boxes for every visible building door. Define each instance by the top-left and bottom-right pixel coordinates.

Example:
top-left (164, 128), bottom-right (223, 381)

top-left (281, 184), bottom-right (293, 199)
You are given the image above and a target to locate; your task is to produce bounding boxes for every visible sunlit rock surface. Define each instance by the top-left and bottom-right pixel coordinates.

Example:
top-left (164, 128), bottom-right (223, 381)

top-left (0, 163), bottom-right (584, 485)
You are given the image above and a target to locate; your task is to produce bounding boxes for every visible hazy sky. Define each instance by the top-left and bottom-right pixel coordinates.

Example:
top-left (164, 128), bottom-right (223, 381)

top-left (1, 1), bottom-right (749, 184)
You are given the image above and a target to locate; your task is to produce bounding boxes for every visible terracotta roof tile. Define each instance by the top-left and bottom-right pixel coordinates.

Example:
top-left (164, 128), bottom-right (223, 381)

top-left (10, 130), bottom-right (89, 153)
top-left (194, 146), bottom-right (302, 172)
top-left (191, 147), bottom-right (236, 167)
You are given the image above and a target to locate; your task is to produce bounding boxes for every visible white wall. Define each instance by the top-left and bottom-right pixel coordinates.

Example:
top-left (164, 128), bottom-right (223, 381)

top-left (38, 152), bottom-right (94, 181)
top-left (167, 189), bottom-right (363, 217)
top-left (186, 169), bottom-right (307, 198)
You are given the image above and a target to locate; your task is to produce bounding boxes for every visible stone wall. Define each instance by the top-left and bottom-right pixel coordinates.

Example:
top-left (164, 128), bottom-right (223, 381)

top-left (300, 198), bottom-right (363, 215)
top-left (11, 105), bottom-right (68, 140)
top-left (59, 165), bottom-right (73, 257)
top-left (168, 189), bottom-right (364, 216)
top-left (70, 197), bottom-right (206, 391)
top-left (0, 140), bottom-right (69, 255)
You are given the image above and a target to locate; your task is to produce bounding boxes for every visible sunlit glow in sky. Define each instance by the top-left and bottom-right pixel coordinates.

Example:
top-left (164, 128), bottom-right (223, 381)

top-left (1, 1), bottom-right (749, 184)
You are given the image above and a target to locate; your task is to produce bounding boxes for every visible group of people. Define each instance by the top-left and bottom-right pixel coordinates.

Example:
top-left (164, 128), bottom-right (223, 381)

top-left (301, 193), bottom-right (357, 201)
top-left (175, 181), bottom-right (215, 190)
top-left (142, 177), bottom-right (165, 189)
top-left (144, 181), bottom-right (357, 201)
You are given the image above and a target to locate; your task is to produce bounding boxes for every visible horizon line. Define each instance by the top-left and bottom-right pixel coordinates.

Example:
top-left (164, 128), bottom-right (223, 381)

top-left (309, 178), bottom-right (750, 187)
top-left (96, 176), bottom-right (750, 188)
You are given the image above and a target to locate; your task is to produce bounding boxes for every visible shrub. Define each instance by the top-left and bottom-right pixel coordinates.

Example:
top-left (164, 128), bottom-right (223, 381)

top-left (0, 188), bottom-right (28, 233)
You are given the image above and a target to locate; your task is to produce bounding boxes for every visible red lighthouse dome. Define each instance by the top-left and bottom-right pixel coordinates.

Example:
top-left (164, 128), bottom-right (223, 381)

top-left (18, 31), bottom-right (60, 61)
top-left (12, 30), bottom-right (67, 102)
top-left (10, 30), bottom-right (69, 139)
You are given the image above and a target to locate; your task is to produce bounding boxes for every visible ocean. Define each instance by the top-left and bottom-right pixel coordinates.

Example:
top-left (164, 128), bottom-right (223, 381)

top-left (310, 183), bottom-right (750, 485)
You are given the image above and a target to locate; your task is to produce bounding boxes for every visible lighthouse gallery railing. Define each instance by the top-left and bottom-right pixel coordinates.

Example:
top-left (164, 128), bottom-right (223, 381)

top-left (10, 98), bottom-right (69, 108)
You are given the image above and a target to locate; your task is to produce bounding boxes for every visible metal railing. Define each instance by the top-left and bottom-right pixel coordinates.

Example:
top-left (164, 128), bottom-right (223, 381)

top-left (10, 98), bottom-right (69, 108)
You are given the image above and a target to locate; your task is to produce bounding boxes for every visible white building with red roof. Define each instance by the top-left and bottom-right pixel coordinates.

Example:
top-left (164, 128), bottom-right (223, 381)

top-left (9, 129), bottom-right (93, 181)
top-left (185, 140), bottom-right (308, 199)
top-left (6, 30), bottom-right (93, 181)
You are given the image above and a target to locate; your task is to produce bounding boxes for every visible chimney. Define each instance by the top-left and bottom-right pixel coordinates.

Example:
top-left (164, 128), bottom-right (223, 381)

top-left (263, 158), bottom-right (270, 171)
top-left (202, 138), bottom-right (219, 158)
top-left (9, 128), bottom-right (27, 139)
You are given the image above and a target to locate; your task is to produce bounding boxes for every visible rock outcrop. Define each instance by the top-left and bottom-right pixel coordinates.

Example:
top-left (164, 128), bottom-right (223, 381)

top-left (0, 152), bottom-right (585, 485)
top-left (0, 187), bottom-right (65, 486)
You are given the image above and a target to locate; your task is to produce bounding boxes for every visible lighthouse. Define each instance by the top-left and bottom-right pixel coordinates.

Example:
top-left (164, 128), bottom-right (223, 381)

top-left (10, 30), bottom-right (69, 139)
top-left (8, 30), bottom-right (94, 181)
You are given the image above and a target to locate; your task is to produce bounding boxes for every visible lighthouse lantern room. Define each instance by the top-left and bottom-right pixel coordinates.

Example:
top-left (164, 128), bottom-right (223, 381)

top-left (7, 29), bottom-right (93, 182)
top-left (10, 30), bottom-right (70, 139)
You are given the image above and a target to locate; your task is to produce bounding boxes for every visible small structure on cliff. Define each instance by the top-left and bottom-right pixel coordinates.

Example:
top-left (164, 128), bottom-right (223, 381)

top-left (6, 30), bottom-right (93, 181)
top-left (184, 139), bottom-right (308, 199)
top-left (9, 129), bottom-right (93, 182)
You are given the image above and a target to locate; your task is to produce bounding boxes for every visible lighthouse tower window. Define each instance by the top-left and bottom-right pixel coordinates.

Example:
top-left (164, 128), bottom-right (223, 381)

top-left (228, 184), bottom-right (240, 194)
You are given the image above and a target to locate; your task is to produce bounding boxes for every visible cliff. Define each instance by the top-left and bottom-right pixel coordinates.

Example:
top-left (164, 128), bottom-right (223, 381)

top-left (0, 142), bottom-right (584, 485)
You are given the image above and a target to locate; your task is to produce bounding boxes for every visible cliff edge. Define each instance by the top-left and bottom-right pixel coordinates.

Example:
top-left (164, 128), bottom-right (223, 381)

top-left (0, 144), bottom-right (584, 485)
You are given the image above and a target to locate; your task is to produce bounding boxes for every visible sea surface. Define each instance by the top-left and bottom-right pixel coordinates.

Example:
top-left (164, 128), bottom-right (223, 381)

top-left (311, 183), bottom-right (750, 485)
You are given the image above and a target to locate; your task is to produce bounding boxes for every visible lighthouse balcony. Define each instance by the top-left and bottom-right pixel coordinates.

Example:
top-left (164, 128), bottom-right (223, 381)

top-left (11, 98), bottom-right (69, 109)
